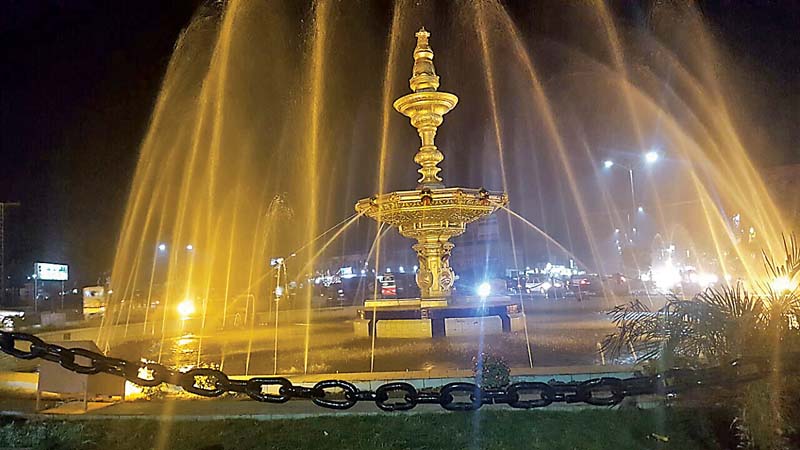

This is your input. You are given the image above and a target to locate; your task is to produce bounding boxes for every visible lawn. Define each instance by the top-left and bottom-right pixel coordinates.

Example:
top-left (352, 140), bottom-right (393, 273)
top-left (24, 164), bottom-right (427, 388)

top-left (0, 408), bottom-right (726, 450)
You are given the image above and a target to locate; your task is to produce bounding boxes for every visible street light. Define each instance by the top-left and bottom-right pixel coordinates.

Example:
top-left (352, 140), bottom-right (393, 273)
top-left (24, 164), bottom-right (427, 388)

top-left (158, 243), bottom-right (167, 252)
top-left (602, 151), bottom-right (660, 240)
top-left (602, 160), bottom-right (636, 222)
top-left (185, 244), bottom-right (194, 251)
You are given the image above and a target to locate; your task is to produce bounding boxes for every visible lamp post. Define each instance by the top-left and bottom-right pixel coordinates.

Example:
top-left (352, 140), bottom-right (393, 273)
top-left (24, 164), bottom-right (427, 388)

top-left (144, 243), bottom-right (167, 334)
top-left (602, 160), bottom-right (636, 231)
top-left (602, 150), bottom-right (659, 233)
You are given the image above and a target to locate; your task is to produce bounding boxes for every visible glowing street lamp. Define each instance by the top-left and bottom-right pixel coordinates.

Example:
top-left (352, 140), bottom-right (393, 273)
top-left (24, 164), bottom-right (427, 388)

top-left (157, 243), bottom-right (167, 252)
top-left (602, 150), bottom-right (661, 238)
top-left (185, 244), bottom-right (194, 251)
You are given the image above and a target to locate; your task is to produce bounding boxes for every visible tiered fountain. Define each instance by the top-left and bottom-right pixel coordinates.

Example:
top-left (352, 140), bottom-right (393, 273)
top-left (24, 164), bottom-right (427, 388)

top-left (355, 28), bottom-right (520, 337)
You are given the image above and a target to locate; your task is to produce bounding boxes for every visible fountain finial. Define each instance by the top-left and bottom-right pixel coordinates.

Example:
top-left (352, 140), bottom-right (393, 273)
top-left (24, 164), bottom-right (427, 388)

top-left (410, 27), bottom-right (440, 92)
top-left (393, 27), bottom-right (458, 188)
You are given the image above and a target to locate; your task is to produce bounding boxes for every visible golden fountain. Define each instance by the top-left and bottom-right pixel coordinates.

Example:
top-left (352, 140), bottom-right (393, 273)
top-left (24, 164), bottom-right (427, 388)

top-left (356, 28), bottom-right (508, 314)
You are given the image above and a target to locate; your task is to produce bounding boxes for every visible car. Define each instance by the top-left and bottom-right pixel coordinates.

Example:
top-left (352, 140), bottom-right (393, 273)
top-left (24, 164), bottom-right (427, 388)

top-left (544, 278), bottom-right (569, 299)
top-left (603, 273), bottom-right (631, 296)
top-left (0, 310), bottom-right (25, 330)
top-left (569, 274), bottom-right (602, 297)
top-left (523, 275), bottom-right (553, 295)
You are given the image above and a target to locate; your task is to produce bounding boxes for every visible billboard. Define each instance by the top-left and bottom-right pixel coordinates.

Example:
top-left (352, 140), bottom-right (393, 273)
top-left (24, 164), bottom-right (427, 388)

top-left (35, 262), bottom-right (69, 281)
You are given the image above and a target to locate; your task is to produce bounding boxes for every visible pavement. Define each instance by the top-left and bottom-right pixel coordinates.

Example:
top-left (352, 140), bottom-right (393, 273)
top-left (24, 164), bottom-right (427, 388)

top-left (99, 294), bottom-right (665, 374)
top-left (1, 393), bottom-right (650, 421)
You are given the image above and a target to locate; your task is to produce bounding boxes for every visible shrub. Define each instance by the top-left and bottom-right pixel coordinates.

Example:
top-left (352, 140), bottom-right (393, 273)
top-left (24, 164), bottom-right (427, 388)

top-left (602, 234), bottom-right (800, 449)
top-left (473, 352), bottom-right (510, 389)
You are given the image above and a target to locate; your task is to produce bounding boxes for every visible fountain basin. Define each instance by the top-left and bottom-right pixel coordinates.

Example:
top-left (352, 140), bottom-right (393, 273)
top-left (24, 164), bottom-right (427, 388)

top-left (355, 187), bottom-right (507, 236)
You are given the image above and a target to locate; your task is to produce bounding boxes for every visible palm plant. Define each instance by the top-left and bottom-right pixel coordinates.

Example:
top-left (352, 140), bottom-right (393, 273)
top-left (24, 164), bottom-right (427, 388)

top-left (602, 234), bottom-right (800, 449)
top-left (603, 234), bottom-right (800, 365)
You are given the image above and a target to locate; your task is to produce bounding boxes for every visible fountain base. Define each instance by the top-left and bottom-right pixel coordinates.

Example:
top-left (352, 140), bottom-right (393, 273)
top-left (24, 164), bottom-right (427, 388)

top-left (356, 296), bottom-right (522, 338)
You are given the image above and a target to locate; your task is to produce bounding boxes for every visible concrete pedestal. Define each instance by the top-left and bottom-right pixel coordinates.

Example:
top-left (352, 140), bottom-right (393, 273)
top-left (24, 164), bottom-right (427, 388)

top-left (377, 319), bottom-right (432, 338)
top-left (352, 319), bottom-right (370, 337)
top-left (358, 296), bottom-right (521, 338)
top-left (444, 316), bottom-right (502, 336)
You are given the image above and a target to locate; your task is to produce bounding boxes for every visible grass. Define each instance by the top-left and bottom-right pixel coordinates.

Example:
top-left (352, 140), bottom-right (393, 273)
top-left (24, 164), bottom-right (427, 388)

top-left (0, 408), bottom-right (726, 450)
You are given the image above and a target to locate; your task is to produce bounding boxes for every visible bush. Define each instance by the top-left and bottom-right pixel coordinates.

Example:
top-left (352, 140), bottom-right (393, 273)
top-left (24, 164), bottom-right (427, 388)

top-left (473, 352), bottom-right (510, 389)
top-left (601, 234), bottom-right (800, 449)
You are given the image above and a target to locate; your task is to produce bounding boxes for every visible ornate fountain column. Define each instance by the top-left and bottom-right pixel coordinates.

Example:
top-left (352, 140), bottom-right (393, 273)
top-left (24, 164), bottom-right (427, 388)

top-left (356, 28), bottom-right (508, 303)
top-left (392, 28), bottom-right (458, 189)
top-left (412, 238), bottom-right (455, 299)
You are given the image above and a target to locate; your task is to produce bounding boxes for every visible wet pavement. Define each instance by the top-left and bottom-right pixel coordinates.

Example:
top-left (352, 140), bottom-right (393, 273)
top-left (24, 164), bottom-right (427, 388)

top-left (104, 294), bottom-right (664, 375)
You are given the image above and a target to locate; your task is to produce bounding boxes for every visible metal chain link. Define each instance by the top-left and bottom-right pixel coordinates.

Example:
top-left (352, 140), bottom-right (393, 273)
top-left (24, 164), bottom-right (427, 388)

top-left (0, 331), bottom-right (788, 411)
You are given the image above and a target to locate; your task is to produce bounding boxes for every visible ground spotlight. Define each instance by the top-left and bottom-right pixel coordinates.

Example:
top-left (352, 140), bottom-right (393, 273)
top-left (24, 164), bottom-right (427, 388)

top-left (477, 282), bottom-right (491, 298)
top-left (177, 298), bottom-right (196, 319)
top-left (771, 275), bottom-right (795, 293)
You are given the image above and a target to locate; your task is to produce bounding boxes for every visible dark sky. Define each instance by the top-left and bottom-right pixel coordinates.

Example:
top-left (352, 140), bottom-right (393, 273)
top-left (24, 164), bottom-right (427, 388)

top-left (1, 0), bottom-right (798, 286)
top-left (1, 1), bottom-right (202, 285)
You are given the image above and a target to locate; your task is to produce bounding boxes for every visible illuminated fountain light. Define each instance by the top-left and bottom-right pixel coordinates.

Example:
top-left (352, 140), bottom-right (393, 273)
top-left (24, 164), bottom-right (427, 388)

top-left (650, 259), bottom-right (682, 290)
top-left (477, 282), bottom-right (492, 298)
top-left (771, 275), bottom-right (797, 293)
top-left (177, 298), bottom-right (196, 319)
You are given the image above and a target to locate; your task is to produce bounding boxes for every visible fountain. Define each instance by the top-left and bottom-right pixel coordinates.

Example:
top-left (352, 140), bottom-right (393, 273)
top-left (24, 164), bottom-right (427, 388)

top-left (355, 28), bottom-right (518, 338)
top-left (98, 0), bottom-right (789, 373)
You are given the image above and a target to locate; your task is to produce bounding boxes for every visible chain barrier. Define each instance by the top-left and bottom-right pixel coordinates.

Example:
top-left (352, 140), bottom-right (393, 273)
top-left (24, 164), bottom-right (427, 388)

top-left (0, 331), bottom-right (787, 412)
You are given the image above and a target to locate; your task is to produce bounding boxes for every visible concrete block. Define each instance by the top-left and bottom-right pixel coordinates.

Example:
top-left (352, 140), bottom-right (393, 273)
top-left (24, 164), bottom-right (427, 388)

top-left (40, 312), bottom-right (67, 328)
top-left (444, 317), bottom-right (502, 336)
top-left (352, 319), bottom-right (370, 337)
top-left (510, 313), bottom-right (526, 332)
top-left (376, 319), bottom-right (432, 338)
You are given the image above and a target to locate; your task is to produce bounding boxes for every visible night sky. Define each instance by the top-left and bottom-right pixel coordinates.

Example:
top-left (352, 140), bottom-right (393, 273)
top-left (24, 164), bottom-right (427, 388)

top-left (1, 0), bottom-right (798, 287)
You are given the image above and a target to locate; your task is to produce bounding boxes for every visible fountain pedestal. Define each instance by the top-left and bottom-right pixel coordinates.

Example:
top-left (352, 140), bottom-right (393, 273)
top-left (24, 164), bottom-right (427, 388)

top-left (357, 297), bottom-right (522, 338)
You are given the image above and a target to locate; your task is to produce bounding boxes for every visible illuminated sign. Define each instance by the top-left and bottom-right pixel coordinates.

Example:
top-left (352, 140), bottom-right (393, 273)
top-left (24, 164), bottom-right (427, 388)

top-left (35, 263), bottom-right (69, 281)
